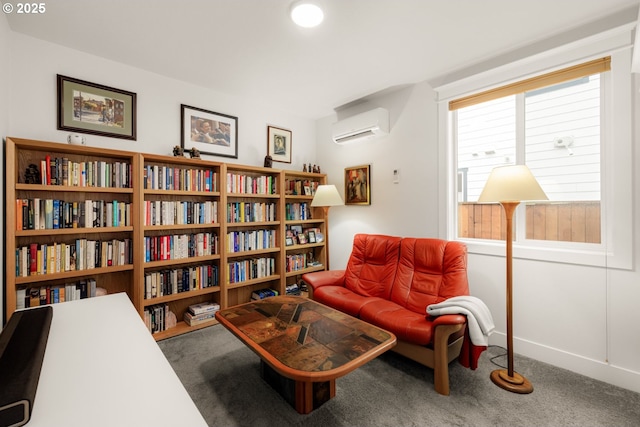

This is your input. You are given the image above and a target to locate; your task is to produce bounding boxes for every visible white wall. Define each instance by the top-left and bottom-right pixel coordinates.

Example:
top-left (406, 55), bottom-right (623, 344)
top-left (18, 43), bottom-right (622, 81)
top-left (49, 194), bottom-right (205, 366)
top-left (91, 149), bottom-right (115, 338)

top-left (315, 77), bottom-right (640, 394)
top-left (7, 32), bottom-right (317, 167)
top-left (316, 81), bottom-right (440, 269)
top-left (2, 31), bottom-right (317, 323)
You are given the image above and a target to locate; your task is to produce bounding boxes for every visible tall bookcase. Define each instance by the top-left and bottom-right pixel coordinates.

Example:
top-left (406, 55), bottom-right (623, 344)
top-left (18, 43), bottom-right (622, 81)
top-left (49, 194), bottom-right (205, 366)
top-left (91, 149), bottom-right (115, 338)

top-left (136, 153), bottom-right (223, 339)
top-left (5, 137), bottom-right (137, 322)
top-left (283, 170), bottom-right (327, 293)
top-left (222, 163), bottom-right (283, 307)
top-left (4, 137), bottom-right (327, 340)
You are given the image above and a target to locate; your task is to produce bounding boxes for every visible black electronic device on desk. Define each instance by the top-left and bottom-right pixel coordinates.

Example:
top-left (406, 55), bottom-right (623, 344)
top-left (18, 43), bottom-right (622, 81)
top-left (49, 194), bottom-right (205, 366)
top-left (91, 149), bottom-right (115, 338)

top-left (0, 306), bottom-right (53, 427)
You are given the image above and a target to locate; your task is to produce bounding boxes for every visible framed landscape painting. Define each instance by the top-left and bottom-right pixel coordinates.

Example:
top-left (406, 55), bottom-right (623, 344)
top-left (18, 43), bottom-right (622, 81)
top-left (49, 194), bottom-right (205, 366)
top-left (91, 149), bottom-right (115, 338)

top-left (181, 104), bottom-right (238, 159)
top-left (57, 75), bottom-right (137, 140)
top-left (345, 164), bottom-right (371, 205)
top-left (267, 126), bottom-right (292, 163)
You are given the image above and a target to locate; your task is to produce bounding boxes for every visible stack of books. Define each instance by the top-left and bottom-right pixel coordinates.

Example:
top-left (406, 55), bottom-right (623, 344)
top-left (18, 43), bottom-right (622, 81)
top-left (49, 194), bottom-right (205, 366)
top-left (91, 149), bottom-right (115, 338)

top-left (183, 301), bottom-right (220, 326)
top-left (251, 288), bottom-right (278, 300)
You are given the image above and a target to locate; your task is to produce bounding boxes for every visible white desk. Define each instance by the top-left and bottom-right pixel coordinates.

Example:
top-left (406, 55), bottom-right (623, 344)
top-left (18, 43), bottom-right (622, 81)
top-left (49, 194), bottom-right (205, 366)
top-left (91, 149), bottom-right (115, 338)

top-left (27, 293), bottom-right (207, 427)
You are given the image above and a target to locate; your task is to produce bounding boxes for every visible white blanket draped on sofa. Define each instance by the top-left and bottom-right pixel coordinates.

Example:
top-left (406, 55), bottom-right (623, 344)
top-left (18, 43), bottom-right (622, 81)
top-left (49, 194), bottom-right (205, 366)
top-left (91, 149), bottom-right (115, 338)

top-left (426, 295), bottom-right (495, 346)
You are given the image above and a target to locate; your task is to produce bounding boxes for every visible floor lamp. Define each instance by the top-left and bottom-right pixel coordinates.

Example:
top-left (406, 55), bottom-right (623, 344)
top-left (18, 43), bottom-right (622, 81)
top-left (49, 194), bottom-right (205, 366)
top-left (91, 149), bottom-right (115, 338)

top-left (310, 185), bottom-right (343, 270)
top-left (477, 165), bottom-right (548, 394)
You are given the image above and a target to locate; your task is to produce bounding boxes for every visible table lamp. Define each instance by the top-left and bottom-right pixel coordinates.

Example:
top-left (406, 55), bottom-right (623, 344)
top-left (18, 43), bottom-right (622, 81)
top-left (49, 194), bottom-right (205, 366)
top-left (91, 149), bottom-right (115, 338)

top-left (311, 185), bottom-right (343, 268)
top-left (477, 165), bottom-right (548, 394)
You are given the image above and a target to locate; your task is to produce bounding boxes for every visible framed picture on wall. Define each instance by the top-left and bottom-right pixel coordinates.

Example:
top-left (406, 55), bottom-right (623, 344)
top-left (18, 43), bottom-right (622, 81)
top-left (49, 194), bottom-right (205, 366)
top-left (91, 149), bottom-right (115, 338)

top-left (57, 74), bottom-right (137, 140)
top-left (181, 104), bottom-right (238, 158)
top-left (345, 164), bottom-right (371, 205)
top-left (267, 126), bottom-right (292, 163)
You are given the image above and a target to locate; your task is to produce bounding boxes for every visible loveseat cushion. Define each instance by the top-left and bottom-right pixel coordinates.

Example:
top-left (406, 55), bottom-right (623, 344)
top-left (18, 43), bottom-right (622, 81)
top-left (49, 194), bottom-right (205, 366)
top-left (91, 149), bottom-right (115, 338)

top-left (313, 287), bottom-right (383, 318)
top-left (344, 234), bottom-right (402, 299)
top-left (390, 238), bottom-right (469, 314)
top-left (359, 299), bottom-right (433, 345)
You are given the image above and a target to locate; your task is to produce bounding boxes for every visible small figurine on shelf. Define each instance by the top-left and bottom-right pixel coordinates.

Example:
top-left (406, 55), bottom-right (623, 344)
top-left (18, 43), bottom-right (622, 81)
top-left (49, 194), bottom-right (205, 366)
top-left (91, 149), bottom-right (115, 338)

top-left (303, 164), bottom-right (307, 172)
top-left (24, 164), bottom-right (41, 184)
top-left (308, 163), bottom-right (312, 173)
top-left (264, 155), bottom-right (273, 168)
top-left (173, 145), bottom-right (184, 157)
top-left (189, 147), bottom-right (201, 159)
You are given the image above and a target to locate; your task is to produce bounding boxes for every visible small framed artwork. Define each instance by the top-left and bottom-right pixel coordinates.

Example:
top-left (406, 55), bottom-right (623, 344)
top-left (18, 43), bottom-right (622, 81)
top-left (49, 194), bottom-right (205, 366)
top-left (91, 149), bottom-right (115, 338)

top-left (345, 164), bottom-right (371, 205)
top-left (57, 74), bottom-right (137, 140)
top-left (181, 104), bottom-right (238, 158)
top-left (297, 233), bottom-right (308, 245)
top-left (307, 230), bottom-right (316, 243)
top-left (285, 236), bottom-right (295, 246)
top-left (267, 126), bottom-right (292, 163)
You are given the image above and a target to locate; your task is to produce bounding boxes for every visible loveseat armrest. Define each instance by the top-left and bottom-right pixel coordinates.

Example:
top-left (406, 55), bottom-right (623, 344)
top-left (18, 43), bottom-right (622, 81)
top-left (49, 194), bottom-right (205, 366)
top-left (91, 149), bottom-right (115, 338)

top-left (302, 270), bottom-right (346, 299)
top-left (430, 313), bottom-right (467, 327)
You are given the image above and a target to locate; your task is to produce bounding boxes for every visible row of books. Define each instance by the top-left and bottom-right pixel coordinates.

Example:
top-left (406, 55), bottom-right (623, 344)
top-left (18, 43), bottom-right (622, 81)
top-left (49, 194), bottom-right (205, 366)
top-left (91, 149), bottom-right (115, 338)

top-left (226, 229), bottom-right (277, 253)
top-left (16, 239), bottom-right (133, 277)
top-left (285, 202), bottom-right (312, 220)
top-left (143, 165), bottom-right (218, 192)
top-left (284, 179), bottom-right (320, 196)
top-left (143, 233), bottom-right (218, 263)
top-left (39, 156), bottom-right (132, 188)
top-left (144, 264), bottom-right (219, 299)
top-left (16, 198), bottom-right (131, 231)
top-left (227, 257), bottom-right (276, 284)
top-left (226, 173), bottom-right (277, 195)
top-left (226, 201), bottom-right (277, 223)
top-left (251, 288), bottom-right (279, 300)
top-left (16, 279), bottom-right (98, 309)
top-left (184, 301), bottom-right (220, 326)
top-left (144, 303), bottom-right (176, 334)
top-left (143, 200), bottom-right (218, 226)
top-left (285, 253), bottom-right (317, 272)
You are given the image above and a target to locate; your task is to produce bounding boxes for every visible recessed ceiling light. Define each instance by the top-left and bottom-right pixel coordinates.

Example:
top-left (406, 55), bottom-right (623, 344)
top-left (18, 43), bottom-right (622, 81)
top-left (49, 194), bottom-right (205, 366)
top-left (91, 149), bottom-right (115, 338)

top-left (290, 1), bottom-right (324, 28)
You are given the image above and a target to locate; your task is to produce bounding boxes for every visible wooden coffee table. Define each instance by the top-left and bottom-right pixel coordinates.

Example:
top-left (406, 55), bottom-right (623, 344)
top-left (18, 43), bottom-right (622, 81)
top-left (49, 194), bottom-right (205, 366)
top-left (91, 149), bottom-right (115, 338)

top-left (215, 295), bottom-right (396, 414)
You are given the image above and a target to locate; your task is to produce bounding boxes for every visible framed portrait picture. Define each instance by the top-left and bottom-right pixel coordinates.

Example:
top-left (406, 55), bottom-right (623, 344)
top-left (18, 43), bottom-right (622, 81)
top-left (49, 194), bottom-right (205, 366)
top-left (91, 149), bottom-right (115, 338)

top-left (345, 164), bottom-right (371, 205)
top-left (285, 237), bottom-right (295, 246)
top-left (57, 75), bottom-right (137, 140)
top-left (267, 126), bottom-right (292, 163)
top-left (181, 104), bottom-right (238, 158)
top-left (307, 230), bottom-right (316, 243)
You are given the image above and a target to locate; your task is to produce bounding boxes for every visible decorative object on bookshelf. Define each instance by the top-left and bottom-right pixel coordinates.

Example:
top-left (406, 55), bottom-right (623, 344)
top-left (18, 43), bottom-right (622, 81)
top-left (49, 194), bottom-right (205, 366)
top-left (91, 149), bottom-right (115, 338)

top-left (267, 125), bottom-right (292, 163)
top-left (285, 236), bottom-right (295, 246)
top-left (189, 147), bottom-right (201, 159)
top-left (24, 164), bottom-right (40, 184)
top-left (344, 164), bottom-right (371, 205)
top-left (264, 155), bottom-right (273, 168)
top-left (180, 104), bottom-right (238, 159)
top-left (67, 134), bottom-right (86, 145)
top-left (57, 74), bottom-right (137, 140)
top-left (307, 230), bottom-right (316, 243)
top-left (172, 145), bottom-right (184, 157)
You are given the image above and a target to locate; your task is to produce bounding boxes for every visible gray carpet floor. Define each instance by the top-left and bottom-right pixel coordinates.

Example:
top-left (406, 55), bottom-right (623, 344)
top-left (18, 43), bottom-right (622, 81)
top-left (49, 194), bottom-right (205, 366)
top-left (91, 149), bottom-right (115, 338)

top-left (158, 324), bottom-right (640, 426)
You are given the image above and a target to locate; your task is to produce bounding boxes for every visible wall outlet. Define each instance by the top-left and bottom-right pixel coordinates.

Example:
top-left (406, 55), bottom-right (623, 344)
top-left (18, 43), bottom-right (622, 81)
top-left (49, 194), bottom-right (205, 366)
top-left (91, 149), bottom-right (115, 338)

top-left (393, 169), bottom-right (400, 184)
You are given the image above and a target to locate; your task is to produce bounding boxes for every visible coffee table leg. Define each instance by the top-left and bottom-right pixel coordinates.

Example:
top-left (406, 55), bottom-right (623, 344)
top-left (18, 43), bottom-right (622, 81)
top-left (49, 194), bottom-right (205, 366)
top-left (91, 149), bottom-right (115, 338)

top-left (261, 360), bottom-right (336, 414)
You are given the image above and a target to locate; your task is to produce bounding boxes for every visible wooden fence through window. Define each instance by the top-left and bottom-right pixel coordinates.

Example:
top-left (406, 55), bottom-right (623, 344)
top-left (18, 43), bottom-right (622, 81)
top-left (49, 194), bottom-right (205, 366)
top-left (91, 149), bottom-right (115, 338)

top-left (458, 201), bottom-right (601, 244)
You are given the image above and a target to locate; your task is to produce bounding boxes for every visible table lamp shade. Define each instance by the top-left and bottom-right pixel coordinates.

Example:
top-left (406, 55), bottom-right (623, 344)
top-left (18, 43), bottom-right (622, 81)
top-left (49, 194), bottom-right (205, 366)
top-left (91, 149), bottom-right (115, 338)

top-left (478, 165), bottom-right (548, 203)
top-left (311, 185), bottom-right (344, 207)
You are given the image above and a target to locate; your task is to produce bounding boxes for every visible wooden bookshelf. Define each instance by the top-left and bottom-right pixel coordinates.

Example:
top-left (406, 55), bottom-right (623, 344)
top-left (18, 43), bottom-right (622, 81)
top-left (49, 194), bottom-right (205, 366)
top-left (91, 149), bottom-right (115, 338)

top-left (4, 137), bottom-right (327, 339)
top-left (5, 137), bottom-right (137, 322)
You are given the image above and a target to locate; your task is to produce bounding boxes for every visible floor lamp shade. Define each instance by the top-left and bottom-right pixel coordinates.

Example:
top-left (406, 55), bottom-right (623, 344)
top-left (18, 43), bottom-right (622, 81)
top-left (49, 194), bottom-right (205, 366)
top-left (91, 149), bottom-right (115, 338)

top-left (477, 165), bottom-right (547, 394)
top-left (311, 185), bottom-right (344, 207)
top-left (478, 165), bottom-right (548, 203)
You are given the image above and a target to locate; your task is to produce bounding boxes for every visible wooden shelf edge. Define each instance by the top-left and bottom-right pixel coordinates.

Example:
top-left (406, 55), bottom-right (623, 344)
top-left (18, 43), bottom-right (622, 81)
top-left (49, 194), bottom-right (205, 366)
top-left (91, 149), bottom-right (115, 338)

top-left (152, 319), bottom-right (219, 341)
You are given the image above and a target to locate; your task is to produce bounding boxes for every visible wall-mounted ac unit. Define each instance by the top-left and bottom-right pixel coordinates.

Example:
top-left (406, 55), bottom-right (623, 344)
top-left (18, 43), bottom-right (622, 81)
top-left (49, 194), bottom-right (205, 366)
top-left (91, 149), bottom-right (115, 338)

top-left (331, 107), bottom-right (389, 144)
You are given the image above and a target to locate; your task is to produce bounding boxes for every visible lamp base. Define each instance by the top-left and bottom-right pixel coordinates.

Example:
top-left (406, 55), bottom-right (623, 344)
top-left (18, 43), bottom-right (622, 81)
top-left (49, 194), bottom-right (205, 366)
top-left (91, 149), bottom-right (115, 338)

top-left (490, 369), bottom-right (533, 394)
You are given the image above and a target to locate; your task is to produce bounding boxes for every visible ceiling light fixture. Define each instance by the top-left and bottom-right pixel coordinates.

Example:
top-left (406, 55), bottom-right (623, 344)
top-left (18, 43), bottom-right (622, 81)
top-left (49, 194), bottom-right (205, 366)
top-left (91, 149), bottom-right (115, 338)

top-left (290, 1), bottom-right (324, 28)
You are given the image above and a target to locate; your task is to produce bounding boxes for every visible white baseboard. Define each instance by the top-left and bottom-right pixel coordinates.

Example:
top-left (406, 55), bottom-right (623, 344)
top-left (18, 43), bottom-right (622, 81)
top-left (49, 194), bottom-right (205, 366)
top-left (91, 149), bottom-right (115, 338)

top-left (488, 333), bottom-right (640, 394)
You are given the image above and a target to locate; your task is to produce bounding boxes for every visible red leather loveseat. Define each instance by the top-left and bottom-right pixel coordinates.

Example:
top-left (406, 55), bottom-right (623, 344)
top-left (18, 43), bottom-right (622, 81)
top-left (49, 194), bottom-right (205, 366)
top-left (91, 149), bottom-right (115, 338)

top-left (302, 234), bottom-right (470, 395)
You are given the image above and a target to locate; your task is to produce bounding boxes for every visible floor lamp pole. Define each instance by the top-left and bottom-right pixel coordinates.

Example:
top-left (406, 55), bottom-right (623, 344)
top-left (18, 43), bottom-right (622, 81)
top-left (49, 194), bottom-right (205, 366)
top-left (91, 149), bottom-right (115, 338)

top-left (490, 201), bottom-right (533, 394)
top-left (322, 206), bottom-right (330, 270)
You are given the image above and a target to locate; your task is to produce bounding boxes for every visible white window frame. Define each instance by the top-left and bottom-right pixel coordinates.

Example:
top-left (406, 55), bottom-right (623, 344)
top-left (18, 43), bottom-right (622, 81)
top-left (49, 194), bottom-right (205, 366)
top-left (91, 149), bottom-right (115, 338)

top-left (436, 28), bottom-right (633, 270)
